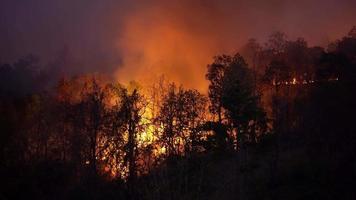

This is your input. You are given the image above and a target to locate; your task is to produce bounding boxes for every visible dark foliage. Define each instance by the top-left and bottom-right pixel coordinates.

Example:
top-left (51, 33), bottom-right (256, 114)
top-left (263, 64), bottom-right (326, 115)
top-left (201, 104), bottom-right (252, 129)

top-left (1, 28), bottom-right (356, 199)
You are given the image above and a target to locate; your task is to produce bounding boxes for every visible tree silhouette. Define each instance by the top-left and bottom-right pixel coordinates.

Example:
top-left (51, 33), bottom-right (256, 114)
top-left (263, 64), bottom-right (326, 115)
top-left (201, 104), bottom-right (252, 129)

top-left (221, 54), bottom-right (266, 146)
top-left (266, 31), bottom-right (288, 56)
top-left (157, 83), bottom-right (207, 156)
top-left (206, 54), bottom-right (266, 151)
top-left (206, 55), bottom-right (231, 124)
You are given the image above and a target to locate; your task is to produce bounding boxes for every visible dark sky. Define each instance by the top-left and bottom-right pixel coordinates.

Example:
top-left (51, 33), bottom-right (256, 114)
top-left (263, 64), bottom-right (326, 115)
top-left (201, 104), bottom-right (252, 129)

top-left (1, 0), bottom-right (355, 82)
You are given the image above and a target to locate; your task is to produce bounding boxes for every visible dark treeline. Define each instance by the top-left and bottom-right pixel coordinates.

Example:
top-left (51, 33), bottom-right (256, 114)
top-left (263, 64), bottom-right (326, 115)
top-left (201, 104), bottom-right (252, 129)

top-left (1, 27), bottom-right (356, 200)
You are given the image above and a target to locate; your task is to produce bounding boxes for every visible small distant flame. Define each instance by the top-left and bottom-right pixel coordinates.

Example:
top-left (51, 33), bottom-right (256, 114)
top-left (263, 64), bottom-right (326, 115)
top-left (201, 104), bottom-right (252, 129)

top-left (292, 78), bottom-right (297, 85)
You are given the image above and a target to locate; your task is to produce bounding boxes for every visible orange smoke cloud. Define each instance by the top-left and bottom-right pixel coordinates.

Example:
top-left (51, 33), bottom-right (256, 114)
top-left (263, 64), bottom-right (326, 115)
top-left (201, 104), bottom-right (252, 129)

top-left (115, 1), bottom-right (240, 92)
top-left (114, 0), bottom-right (356, 92)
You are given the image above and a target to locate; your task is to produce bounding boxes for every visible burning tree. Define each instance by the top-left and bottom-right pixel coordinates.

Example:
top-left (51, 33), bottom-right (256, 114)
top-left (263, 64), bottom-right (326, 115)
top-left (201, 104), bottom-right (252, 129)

top-left (157, 83), bottom-right (207, 157)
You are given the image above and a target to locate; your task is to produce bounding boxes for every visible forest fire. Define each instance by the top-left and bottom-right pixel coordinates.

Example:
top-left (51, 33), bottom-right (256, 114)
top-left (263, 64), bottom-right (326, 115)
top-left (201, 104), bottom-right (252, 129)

top-left (272, 77), bottom-right (339, 86)
top-left (1, 0), bottom-right (356, 198)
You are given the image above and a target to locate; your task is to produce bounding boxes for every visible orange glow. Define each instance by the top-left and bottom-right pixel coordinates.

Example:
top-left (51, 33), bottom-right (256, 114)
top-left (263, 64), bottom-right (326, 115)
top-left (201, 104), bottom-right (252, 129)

top-left (116, 20), bottom-right (209, 92)
top-left (100, 84), bottom-right (168, 178)
top-left (114, 2), bottom-right (239, 93)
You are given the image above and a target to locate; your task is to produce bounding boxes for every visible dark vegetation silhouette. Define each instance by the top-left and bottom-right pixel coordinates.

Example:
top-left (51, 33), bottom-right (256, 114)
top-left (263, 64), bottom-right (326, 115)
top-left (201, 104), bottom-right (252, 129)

top-left (1, 27), bottom-right (356, 199)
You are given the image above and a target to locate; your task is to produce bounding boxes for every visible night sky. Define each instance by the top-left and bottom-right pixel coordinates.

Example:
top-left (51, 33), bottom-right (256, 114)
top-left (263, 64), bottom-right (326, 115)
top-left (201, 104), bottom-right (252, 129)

top-left (1, 0), bottom-right (355, 89)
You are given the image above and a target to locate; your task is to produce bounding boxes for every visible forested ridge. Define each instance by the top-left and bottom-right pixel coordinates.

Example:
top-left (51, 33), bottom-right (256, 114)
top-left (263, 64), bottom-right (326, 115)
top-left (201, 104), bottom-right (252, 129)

top-left (1, 28), bottom-right (356, 199)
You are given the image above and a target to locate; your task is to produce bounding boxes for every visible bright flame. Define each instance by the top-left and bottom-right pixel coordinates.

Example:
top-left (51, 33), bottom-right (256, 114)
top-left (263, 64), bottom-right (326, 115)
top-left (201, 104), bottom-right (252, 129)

top-left (292, 77), bottom-right (297, 85)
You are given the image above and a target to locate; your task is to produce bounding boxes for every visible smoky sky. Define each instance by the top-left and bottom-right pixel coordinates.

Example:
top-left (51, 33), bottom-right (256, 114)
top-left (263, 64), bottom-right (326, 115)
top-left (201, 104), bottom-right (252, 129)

top-left (1, 0), bottom-right (356, 80)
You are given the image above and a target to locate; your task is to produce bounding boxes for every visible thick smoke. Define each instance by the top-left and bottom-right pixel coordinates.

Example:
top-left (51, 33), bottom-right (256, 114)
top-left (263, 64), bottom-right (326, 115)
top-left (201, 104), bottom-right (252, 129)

top-left (115, 0), bottom-right (356, 91)
top-left (1, 0), bottom-right (356, 91)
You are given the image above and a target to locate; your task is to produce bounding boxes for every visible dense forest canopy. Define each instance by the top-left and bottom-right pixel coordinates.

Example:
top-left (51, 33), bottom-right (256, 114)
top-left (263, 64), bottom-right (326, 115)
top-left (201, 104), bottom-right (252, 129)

top-left (0, 27), bottom-right (356, 199)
